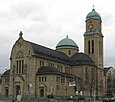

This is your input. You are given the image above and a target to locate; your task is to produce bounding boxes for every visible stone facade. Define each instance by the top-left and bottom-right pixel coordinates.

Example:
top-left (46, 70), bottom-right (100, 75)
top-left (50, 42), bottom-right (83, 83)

top-left (1, 8), bottom-right (104, 100)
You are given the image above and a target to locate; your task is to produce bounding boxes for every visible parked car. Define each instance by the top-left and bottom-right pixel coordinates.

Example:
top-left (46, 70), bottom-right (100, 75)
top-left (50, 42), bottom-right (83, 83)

top-left (103, 97), bottom-right (110, 102)
top-left (111, 97), bottom-right (115, 101)
top-left (103, 97), bottom-right (115, 102)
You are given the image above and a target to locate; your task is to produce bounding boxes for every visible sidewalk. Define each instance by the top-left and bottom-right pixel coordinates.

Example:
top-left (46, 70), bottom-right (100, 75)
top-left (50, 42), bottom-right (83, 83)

top-left (0, 100), bottom-right (11, 102)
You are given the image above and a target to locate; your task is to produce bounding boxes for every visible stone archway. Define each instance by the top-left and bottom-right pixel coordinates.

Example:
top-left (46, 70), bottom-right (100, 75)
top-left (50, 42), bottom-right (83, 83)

top-left (15, 75), bottom-right (25, 97)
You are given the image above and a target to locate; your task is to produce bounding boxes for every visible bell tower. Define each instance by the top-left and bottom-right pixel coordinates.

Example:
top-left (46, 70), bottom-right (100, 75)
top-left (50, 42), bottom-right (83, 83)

top-left (84, 8), bottom-right (104, 98)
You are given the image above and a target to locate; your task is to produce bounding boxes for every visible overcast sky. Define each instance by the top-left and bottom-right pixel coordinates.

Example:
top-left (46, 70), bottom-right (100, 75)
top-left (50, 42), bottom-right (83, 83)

top-left (0, 0), bottom-right (115, 73)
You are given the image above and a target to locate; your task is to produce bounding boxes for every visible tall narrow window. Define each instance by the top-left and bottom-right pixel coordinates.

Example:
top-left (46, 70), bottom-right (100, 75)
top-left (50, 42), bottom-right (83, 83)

top-left (69, 50), bottom-right (71, 55)
top-left (29, 50), bottom-right (30, 55)
top-left (19, 60), bottom-right (21, 73)
top-left (92, 40), bottom-right (94, 53)
top-left (99, 41), bottom-right (102, 55)
top-left (85, 67), bottom-right (88, 84)
top-left (16, 60), bottom-right (24, 74)
top-left (88, 41), bottom-right (90, 54)
top-left (22, 60), bottom-right (24, 73)
top-left (39, 77), bottom-right (41, 82)
top-left (44, 77), bottom-right (46, 81)
top-left (16, 61), bottom-right (19, 73)
top-left (40, 61), bottom-right (44, 67)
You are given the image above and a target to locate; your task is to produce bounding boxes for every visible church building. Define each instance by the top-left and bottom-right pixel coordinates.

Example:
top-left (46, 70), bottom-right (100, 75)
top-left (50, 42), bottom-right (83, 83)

top-left (1, 8), bottom-right (104, 100)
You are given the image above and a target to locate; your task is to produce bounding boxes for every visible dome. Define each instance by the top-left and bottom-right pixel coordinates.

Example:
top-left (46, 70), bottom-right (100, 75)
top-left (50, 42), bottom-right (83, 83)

top-left (71, 53), bottom-right (95, 66)
top-left (86, 8), bottom-right (101, 21)
top-left (56, 36), bottom-right (79, 50)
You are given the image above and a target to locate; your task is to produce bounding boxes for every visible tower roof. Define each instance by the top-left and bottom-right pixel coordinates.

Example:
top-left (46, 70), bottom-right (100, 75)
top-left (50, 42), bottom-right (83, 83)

top-left (86, 8), bottom-right (101, 21)
top-left (56, 36), bottom-right (79, 50)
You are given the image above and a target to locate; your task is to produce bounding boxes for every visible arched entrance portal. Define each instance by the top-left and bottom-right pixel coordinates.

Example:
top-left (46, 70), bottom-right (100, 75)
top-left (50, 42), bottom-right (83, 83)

top-left (40, 88), bottom-right (44, 97)
top-left (16, 85), bottom-right (20, 96)
top-left (38, 83), bottom-right (47, 98)
top-left (5, 88), bottom-right (9, 97)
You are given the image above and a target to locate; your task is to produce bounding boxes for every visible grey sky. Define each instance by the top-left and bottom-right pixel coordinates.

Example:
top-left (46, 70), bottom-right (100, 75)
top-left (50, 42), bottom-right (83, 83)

top-left (0, 0), bottom-right (115, 73)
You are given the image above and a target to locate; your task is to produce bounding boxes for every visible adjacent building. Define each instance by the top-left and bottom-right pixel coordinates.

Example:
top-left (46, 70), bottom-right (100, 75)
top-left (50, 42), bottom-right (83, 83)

top-left (104, 66), bottom-right (115, 96)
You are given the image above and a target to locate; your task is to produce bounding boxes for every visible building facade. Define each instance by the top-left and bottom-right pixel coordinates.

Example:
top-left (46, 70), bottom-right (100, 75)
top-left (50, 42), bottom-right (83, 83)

top-left (104, 66), bottom-right (115, 96)
top-left (1, 8), bottom-right (104, 100)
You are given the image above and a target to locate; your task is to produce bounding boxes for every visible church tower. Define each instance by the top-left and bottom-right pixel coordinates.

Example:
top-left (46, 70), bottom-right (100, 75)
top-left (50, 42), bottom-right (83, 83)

top-left (84, 8), bottom-right (104, 98)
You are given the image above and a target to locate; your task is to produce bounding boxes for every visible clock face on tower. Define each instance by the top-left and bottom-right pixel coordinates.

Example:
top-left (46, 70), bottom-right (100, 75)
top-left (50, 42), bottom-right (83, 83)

top-left (88, 24), bottom-right (93, 29)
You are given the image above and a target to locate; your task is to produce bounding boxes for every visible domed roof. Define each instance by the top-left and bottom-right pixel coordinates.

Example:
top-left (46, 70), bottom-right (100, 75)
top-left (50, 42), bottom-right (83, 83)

top-left (71, 53), bottom-right (95, 66)
top-left (1, 69), bottom-right (10, 77)
top-left (56, 36), bottom-right (79, 50)
top-left (86, 8), bottom-right (101, 21)
top-left (36, 66), bottom-right (61, 75)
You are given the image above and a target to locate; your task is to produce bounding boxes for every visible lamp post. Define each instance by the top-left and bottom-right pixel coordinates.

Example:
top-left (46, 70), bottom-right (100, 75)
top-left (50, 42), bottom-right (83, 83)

top-left (12, 65), bottom-right (16, 102)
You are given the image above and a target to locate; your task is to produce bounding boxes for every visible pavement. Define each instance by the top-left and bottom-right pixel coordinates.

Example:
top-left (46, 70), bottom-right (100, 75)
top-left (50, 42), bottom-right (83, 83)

top-left (0, 101), bottom-right (10, 102)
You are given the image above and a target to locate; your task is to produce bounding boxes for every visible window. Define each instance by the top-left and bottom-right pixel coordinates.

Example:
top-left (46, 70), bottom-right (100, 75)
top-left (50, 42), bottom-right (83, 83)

top-left (42, 77), bottom-right (44, 81)
top-left (48, 62), bottom-right (54, 67)
top-left (40, 61), bottom-right (44, 67)
top-left (56, 77), bottom-right (60, 83)
top-left (69, 50), bottom-right (71, 55)
top-left (88, 40), bottom-right (90, 54)
top-left (16, 61), bottom-right (19, 73)
top-left (89, 21), bottom-right (92, 23)
top-left (39, 77), bottom-right (41, 82)
top-left (21, 60), bottom-right (24, 73)
top-left (16, 60), bottom-right (24, 74)
top-left (92, 40), bottom-right (94, 53)
top-left (65, 67), bottom-right (71, 73)
top-left (99, 40), bottom-right (102, 55)
top-left (61, 78), bottom-right (65, 83)
top-left (39, 77), bottom-right (47, 82)
top-left (85, 67), bottom-right (88, 84)
top-left (5, 78), bottom-right (9, 83)
top-left (29, 50), bottom-right (30, 55)
top-left (44, 77), bottom-right (46, 81)
top-left (19, 60), bottom-right (21, 73)
top-left (57, 65), bottom-right (62, 72)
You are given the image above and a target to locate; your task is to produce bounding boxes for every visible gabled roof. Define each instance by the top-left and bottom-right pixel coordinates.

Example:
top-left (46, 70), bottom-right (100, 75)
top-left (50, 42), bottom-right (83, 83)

top-left (104, 67), bottom-right (114, 76)
top-left (27, 41), bottom-right (71, 65)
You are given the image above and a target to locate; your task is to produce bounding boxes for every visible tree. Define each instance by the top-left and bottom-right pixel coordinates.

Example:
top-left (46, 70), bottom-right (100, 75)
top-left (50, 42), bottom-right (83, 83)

top-left (107, 74), bottom-right (112, 97)
top-left (85, 67), bottom-right (96, 100)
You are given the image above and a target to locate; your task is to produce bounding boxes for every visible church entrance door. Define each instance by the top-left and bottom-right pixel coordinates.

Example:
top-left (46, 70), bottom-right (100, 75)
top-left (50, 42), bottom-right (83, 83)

top-left (16, 85), bottom-right (20, 96)
top-left (5, 88), bottom-right (9, 97)
top-left (39, 87), bottom-right (44, 97)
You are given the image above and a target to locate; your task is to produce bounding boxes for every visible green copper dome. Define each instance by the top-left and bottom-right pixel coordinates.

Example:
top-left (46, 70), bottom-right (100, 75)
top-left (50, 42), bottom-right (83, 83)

top-left (56, 36), bottom-right (79, 50)
top-left (86, 9), bottom-right (101, 20)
